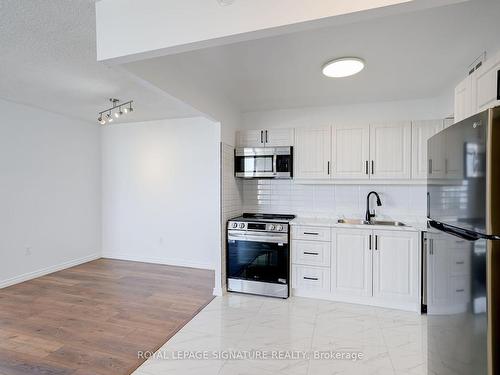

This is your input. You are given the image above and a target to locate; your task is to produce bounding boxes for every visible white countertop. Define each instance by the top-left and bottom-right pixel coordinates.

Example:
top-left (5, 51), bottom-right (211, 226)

top-left (290, 215), bottom-right (427, 232)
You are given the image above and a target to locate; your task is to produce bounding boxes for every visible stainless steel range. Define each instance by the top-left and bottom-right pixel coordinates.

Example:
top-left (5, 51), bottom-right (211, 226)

top-left (227, 213), bottom-right (295, 298)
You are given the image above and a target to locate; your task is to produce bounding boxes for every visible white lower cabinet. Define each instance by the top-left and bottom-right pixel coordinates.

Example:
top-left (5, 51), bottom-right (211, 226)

top-left (331, 228), bottom-right (372, 297)
top-left (372, 230), bottom-right (419, 304)
top-left (292, 240), bottom-right (331, 267)
top-left (292, 225), bottom-right (420, 312)
top-left (292, 265), bottom-right (330, 293)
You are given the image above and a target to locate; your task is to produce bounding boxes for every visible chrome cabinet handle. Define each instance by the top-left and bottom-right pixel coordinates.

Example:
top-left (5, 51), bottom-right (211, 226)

top-left (365, 160), bottom-right (369, 175)
top-left (303, 276), bottom-right (319, 281)
top-left (369, 234), bottom-right (372, 250)
top-left (303, 252), bottom-right (319, 256)
top-left (375, 235), bottom-right (378, 250)
top-left (265, 130), bottom-right (268, 143)
top-left (260, 130), bottom-right (263, 144)
top-left (371, 160), bottom-right (374, 175)
top-left (429, 238), bottom-right (434, 255)
top-left (304, 232), bottom-right (319, 236)
top-left (456, 289), bottom-right (465, 293)
top-left (327, 161), bottom-right (330, 175)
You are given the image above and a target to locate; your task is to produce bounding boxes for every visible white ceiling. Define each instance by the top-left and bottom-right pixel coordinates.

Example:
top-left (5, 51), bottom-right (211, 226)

top-left (124, 0), bottom-right (500, 113)
top-left (0, 0), bottom-right (199, 124)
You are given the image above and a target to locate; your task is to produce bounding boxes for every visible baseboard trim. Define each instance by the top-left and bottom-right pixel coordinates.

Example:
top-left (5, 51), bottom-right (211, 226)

top-left (101, 252), bottom-right (215, 271)
top-left (213, 287), bottom-right (223, 296)
top-left (0, 253), bottom-right (101, 289)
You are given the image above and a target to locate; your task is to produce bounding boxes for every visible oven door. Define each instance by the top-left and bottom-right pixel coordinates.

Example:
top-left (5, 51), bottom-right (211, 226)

top-left (227, 231), bottom-right (289, 285)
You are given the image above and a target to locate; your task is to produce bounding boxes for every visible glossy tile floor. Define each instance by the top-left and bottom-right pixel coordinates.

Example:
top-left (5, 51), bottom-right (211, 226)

top-left (133, 294), bottom-right (427, 375)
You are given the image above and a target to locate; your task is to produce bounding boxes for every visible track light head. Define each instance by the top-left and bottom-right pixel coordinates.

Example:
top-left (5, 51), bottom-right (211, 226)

top-left (106, 113), bottom-right (113, 122)
top-left (98, 115), bottom-right (106, 125)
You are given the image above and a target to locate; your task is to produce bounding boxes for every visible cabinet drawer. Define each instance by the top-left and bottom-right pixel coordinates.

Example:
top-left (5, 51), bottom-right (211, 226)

top-left (292, 240), bottom-right (331, 267)
top-left (292, 226), bottom-right (331, 241)
top-left (292, 265), bottom-right (330, 292)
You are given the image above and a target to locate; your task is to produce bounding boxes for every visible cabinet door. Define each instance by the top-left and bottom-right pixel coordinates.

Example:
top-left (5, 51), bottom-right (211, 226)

top-left (454, 74), bottom-right (476, 123)
top-left (411, 120), bottom-right (444, 179)
top-left (372, 230), bottom-right (419, 303)
top-left (427, 237), bottom-right (451, 310)
top-left (294, 127), bottom-right (331, 179)
top-left (475, 54), bottom-right (500, 112)
top-left (331, 228), bottom-right (372, 297)
top-left (331, 123), bottom-right (370, 179)
top-left (236, 130), bottom-right (264, 147)
top-left (369, 121), bottom-right (411, 179)
top-left (265, 128), bottom-right (294, 147)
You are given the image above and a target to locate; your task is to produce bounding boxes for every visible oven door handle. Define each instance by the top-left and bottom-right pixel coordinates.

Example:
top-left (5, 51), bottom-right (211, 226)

top-left (228, 232), bottom-right (288, 244)
top-left (272, 154), bottom-right (277, 175)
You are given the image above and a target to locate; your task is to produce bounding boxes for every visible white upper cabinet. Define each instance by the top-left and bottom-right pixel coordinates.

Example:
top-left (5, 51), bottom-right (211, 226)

top-left (454, 51), bottom-right (500, 122)
top-left (369, 121), bottom-right (411, 180)
top-left (294, 127), bottom-right (331, 179)
top-left (411, 120), bottom-right (444, 179)
top-left (264, 128), bottom-right (294, 147)
top-left (331, 228), bottom-right (372, 297)
top-left (475, 54), bottom-right (500, 112)
top-left (331, 123), bottom-right (370, 179)
top-left (454, 75), bottom-right (475, 123)
top-left (236, 128), bottom-right (294, 148)
top-left (236, 129), bottom-right (265, 147)
top-left (372, 230), bottom-right (419, 304)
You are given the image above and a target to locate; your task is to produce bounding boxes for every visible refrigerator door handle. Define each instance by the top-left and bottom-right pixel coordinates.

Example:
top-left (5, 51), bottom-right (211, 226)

top-left (428, 220), bottom-right (482, 241)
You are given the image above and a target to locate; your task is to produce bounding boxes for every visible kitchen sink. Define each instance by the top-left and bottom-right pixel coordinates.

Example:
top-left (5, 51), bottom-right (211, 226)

top-left (337, 218), bottom-right (406, 227)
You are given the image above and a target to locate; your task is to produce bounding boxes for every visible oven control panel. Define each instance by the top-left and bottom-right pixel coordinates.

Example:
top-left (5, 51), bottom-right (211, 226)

top-left (228, 221), bottom-right (289, 233)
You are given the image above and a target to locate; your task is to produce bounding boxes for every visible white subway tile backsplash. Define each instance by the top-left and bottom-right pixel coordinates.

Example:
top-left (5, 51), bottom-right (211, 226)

top-left (241, 179), bottom-right (426, 218)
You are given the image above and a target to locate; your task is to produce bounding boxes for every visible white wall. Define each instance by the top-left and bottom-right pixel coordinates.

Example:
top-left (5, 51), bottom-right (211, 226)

top-left (0, 99), bottom-right (101, 288)
top-left (101, 117), bottom-right (220, 274)
top-left (241, 96), bottom-right (453, 130)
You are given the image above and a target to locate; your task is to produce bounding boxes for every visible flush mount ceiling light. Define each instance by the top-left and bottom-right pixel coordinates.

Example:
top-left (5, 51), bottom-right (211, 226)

top-left (97, 98), bottom-right (134, 124)
top-left (322, 57), bottom-right (365, 78)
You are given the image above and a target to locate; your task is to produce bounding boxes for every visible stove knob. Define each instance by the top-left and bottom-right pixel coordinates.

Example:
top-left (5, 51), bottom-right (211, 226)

top-left (269, 224), bottom-right (276, 230)
top-left (277, 225), bottom-right (283, 231)
top-left (239, 223), bottom-right (245, 229)
top-left (232, 223), bottom-right (238, 228)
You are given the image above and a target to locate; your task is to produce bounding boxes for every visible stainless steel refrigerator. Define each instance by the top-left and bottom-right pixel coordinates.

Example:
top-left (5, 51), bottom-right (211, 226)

top-left (427, 107), bottom-right (500, 375)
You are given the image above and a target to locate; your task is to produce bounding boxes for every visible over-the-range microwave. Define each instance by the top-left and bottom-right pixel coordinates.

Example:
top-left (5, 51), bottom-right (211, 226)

top-left (234, 147), bottom-right (293, 179)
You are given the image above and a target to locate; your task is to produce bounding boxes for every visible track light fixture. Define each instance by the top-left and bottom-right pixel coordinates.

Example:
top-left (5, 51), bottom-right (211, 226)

top-left (97, 98), bottom-right (134, 124)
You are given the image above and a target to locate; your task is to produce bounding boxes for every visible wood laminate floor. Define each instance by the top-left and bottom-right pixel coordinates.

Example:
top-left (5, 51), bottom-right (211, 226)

top-left (0, 259), bottom-right (215, 375)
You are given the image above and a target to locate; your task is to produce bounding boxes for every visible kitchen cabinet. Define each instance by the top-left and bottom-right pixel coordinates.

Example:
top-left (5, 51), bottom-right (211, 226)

top-left (294, 126), bottom-right (331, 179)
top-left (475, 55), bottom-right (500, 112)
top-left (427, 236), bottom-right (471, 314)
top-left (372, 230), bottom-right (419, 304)
top-left (331, 228), bottom-right (372, 297)
top-left (236, 128), bottom-right (294, 147)
top-left (454, 74), bottom-right (475, 123)
top-left (292, 240), bottom-right (331, 267)
top-left (291, 224), bottom-right (421, 311)
top-left (453, 51), bottom-right (500, 123)
top-left (411, 120), bottom-right (444, 179)
top-left (292, 265), bottom-right (330, 293)
top-left (369, 121), bottom-right (411, 179)
top-left (331, 123), bottom-right (370, 179)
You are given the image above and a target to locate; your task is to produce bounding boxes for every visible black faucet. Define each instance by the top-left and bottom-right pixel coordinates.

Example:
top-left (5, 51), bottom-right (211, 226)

top-left (365, 191), bottom-right (382, 222)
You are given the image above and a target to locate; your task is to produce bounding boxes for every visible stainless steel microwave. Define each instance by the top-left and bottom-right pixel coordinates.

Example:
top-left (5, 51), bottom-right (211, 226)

top-left (235, 147), bottom-right (293, 179)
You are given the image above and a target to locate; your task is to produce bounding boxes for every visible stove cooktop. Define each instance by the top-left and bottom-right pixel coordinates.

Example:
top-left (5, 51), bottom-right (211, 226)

top-left (232, 213), bottom-right (296, 223)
